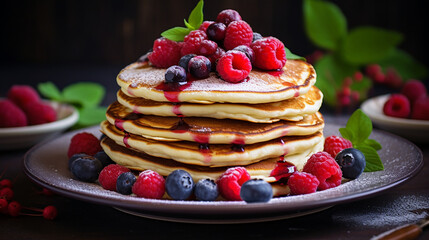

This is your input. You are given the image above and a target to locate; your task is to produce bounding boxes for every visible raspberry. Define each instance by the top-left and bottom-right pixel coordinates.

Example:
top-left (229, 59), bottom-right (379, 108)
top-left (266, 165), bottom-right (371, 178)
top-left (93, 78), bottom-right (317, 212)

top-left (132, 170), bottom-right (165, 199)
top-left (223, 20), bottom-right (253, 50)
top-left (67, 132), bottom-right (102, 158)
top-left (7, 85), bottom-right (40, 109)
top-left (287, 172), bottom-right (319, 195)
top-left (217, 167), bottom-right (250, 201)
top-left (383, 94), bottom-right (411, 118)
top-left (198, 20), bottom-right (215, 32)
top-left (148, 37), bottom-right (182, 68)
top-left (233, 45), bottom-right (255, 64)
top-left (216, 50), bottom-right (252, 83)
top-left (303, 152), bottom-right (342, 190)
top-left (180, 30), bottom-right (207, 56)
top-left (98, 164), bottom-right (130, 191)
top-left (216, 9), bottom-right (242, 26)
top-left (324, 135), bottom-right (353, 158)
top-left (251, 37), bottom-right (287, 70)
top-left (21, 101), bottom-right (57, 125)
top-left (42, 206), bottom-right (58, 220)
top-left (401, 79), bottom-right (427, 104)
top-left (0, 100), bottom-right (27, 127)
top-left (411, 96), bottom-right (429, 120)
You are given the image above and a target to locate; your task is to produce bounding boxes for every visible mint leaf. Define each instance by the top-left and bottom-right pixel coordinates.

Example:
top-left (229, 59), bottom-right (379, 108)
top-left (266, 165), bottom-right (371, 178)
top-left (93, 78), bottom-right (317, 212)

top-left (341, 26), bottom-right (403, 65)
top-left (285, 47), bottom-right (306, 61)
top-left (355, 144), bottom-right (384, 172)
top-left (76, 106), bottom-right (107, 127)
top-left (338, 127), bottom-right (353, 141)
top-left (62, 82), bottom-right (105, 108)
top-left (303, 0), bottom-right (347, 51)
top-left (187, 0), bottom-right (204, 29)
top-left (161, 27), bottom-right (191, 42)
top-left (340, 109), bottom-right (384, 172)
top-left (314, 54), bottom-right (357, 106)
top-left (344, 109), bottom-right (372, 144)
top-left (160, 0), bottom-right (204, 41)
top-left (379, 48), bottom-right (428, 80)
top-left (38, 82), bottom-right (63, 101)
top-left (363, 139), bottom-right (382, 151)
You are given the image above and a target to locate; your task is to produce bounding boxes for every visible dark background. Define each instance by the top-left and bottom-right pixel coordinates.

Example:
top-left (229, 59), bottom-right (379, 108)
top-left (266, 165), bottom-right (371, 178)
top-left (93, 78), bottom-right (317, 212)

top-left (0, 0), bottom-right (428, 98)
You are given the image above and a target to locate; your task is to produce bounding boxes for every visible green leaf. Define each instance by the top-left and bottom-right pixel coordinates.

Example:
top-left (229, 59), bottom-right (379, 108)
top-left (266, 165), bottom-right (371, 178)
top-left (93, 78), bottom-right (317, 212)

top-left (184, 19), bottom-right (195, 30)
top-left (314, 53), bottom-right (357, 106)
top-left (37, 82), bottom-right (63, 101)
top-left (187, 0), bottom-right (204, 29)
top-left (340, 109), bottom-right (384, 172)
top-left (379, 48), bottom-right (428, 80)
top-left (355, 144), bottom-right (384, 172)
top-left (62, 82), bottom-right (105, 108)
top-left (285, 47), bottom-right (306, 61)
top-left (303, 0), bottom-right (347, 51)
top-left (161, 27), bottom-right (191, 42)
top-left (341, 26), bottom-right (403, 65)
top-left (345, 109), bottom-right (372, 144)
top-left (339, 127), bottom-right (353, 141)
top-left (76, 106), bottom-right (107, 127)
top-left (364, 139), bottom-right (382, 151)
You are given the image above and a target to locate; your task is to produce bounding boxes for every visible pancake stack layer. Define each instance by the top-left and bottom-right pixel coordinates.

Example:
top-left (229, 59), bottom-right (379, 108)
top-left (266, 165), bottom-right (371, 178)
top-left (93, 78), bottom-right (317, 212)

top-left (100, 59), bottom-right (325, 196)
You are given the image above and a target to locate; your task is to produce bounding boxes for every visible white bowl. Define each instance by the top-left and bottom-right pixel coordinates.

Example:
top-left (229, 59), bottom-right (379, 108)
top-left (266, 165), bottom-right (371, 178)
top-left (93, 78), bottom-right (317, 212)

top-left (0, 100), bottom-right (79, 150)
top-left (361, 94), bottom-right (429, 143)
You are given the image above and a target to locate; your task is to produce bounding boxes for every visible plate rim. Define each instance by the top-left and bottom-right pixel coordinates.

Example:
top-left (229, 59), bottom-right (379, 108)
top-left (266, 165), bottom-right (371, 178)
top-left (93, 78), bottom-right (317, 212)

top-left (23, 123), bottom-right (424, 220)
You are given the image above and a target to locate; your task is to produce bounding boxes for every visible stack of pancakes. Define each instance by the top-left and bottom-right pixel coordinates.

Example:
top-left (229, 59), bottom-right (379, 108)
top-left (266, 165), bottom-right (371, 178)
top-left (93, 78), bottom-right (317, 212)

top-left (100, 59), bottom-right (325, 196)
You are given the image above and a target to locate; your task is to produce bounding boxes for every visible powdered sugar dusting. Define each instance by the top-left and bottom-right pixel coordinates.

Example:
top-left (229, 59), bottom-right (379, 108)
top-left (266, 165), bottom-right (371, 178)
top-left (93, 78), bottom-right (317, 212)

top-left (118, 61), bottom-right (312, 93)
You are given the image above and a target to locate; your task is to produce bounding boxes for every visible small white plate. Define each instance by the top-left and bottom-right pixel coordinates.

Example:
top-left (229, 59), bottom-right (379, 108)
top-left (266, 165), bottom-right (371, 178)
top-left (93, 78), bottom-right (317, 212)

top-left (0, 100), bottom-right (79, 150)
top-left (361, 94), bottom-right (429, 143)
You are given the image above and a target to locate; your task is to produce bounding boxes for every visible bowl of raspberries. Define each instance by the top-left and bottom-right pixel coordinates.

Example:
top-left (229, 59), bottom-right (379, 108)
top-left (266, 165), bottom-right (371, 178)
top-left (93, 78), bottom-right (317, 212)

top-left (0, 85), bottom-right (79, 150)
top-left (361, 80), bottom-right (429, 143)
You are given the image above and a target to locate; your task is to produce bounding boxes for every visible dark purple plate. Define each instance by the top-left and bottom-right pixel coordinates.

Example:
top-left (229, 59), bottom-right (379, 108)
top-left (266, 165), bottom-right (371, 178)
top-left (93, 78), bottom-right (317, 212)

top-left (23, 123), bottom-right (423, 223)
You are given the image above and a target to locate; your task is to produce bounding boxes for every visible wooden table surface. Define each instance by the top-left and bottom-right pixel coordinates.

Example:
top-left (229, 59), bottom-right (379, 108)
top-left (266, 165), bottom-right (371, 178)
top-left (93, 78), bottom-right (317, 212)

top-left (1, 65), bottom-right (428, 240)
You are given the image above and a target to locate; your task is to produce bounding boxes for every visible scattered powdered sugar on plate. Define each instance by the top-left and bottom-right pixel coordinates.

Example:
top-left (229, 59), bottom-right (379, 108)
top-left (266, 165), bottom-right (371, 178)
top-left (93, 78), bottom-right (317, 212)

top-left (331, 194), bottom-right (429, 229)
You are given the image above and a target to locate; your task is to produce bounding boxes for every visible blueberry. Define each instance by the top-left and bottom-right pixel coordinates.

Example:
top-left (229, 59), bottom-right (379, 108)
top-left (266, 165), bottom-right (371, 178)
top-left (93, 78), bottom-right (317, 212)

top-left (70, 156), bottom-right (102, 182)
top-left (94, 151), bottom-right (114, 167)
top-left (165, 65), bottom-right (187, 84)
top-left (116, 172), bottom-right (136, 195)
top-left (68, 153), bottom-right (91, 170)
top-left (252, 32), bottom-right (263, 42)
top-left (335, 148), bottom-right (366, 179)
top-left (233, 45), bottom-right (255, 64)
top-left (165, 170), bottom-right (194, 200)
top-left (188, 56), bottom-right (211, 79)
top-left (206, 22), bottom-right (226, 42)
top-left (178, 54), bottom-right (196, 71)
top-left (240, 179), bottom-right (273, 203)
top-left (194, 179), bottom-right (219, 201)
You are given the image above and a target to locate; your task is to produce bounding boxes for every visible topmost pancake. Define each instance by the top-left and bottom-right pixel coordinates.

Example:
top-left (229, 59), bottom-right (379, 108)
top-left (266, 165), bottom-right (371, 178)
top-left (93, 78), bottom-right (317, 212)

top-left (117, 59), bottom-right (316, 104)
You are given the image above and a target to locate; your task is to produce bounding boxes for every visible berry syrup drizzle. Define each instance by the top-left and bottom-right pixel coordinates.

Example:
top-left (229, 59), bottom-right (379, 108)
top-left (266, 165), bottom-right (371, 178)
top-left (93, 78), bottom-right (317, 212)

top-left (270, 156), bottom-right (297, 182)
top-left (155, 78), bottom-right (195, 103)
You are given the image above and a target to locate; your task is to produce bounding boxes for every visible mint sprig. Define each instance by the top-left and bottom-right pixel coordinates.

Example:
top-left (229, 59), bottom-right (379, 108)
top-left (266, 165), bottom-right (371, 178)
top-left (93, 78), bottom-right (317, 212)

top-left (161, 0), bottom-right (204, 41)
top-left (38, 82), bottom-right (107, 129)
top-left (339, 109), bottom-right (384, 172)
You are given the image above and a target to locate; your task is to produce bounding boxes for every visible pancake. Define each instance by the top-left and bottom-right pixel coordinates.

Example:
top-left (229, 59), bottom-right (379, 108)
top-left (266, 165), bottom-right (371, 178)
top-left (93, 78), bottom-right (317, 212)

top-left (106, 101), bottom-right (324, 144)
top-left (116, 86), bottom-right (323, 123)
top-left (117, 59), bottom-right (316, 104)
top-left (100, 136), bottom-right (323, 183)
top-left (100, 120), bottom-right (324, 167)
